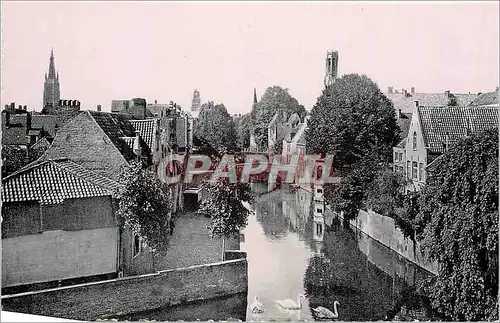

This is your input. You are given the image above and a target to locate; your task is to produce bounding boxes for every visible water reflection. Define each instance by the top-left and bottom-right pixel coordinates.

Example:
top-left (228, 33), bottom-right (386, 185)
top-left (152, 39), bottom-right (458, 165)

top-left (243, 184), bottom-right (432, 321)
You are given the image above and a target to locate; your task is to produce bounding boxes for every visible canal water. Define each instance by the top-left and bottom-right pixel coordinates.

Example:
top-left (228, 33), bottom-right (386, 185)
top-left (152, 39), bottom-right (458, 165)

top-left (121, 184), bottom-right (433, 321)
top-left (241, 184), bottom-right (433, 322)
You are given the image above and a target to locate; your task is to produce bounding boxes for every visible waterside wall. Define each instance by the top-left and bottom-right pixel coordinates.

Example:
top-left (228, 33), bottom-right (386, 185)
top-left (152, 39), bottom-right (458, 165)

top-left (1, 256), bottom-right (248, 321)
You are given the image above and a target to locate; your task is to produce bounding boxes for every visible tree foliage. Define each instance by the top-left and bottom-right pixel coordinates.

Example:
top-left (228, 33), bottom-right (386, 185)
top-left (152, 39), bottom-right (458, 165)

top-left (306, 74), bottom-right (401, 220)
top-left (251, 86), bottom-right (306, 150)
top-left (116, 161), bottom-right (173, 258)
top-left (194, 101), bottom-right (237, 153)
top-left (416, 128), bottom-right (498, 321)
top-left (1, 145), bottom-right (28, 177)
top-left (197, 180), bottom-right (254, 239)
top-left (306, 74), bottom-right (399, 165)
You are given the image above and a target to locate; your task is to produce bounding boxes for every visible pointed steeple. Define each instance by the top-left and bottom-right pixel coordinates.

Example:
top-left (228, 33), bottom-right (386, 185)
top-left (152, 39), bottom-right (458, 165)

top-left (48, 48), bottom-right (56, 79)
top-left (253, 88), bottom-right (258, 104)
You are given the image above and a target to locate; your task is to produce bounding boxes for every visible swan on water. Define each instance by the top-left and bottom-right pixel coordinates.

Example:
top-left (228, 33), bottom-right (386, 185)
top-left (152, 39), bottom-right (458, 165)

top-left (275, 294), bottom-right (305, 310)
top-left (251, 296), bottom-right (265, 314)
top-left (312, 300), bottom-right (340, 319)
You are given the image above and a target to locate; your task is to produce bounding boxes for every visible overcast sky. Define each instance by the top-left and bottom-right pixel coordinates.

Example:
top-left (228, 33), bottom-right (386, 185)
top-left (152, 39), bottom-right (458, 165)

top-left (1, 1), bottom-right (498, 114)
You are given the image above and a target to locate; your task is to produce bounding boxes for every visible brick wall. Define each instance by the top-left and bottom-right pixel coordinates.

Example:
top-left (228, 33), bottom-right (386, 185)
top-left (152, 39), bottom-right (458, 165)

top-left (1, 257), bottom-right (248, 321)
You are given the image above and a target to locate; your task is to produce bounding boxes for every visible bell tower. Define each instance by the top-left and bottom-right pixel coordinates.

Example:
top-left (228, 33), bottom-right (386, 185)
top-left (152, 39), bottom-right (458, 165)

top-left (43, 48), bottom-right (61, 108)
top-left (324, 51), bottom-right (339, 88)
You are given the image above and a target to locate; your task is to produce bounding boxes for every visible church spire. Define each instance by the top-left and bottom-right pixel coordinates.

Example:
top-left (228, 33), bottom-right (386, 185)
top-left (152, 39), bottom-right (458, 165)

top-left (253, 87), bottom-right (258, 104)
top-left (48, 48), bottom-right (56, 79)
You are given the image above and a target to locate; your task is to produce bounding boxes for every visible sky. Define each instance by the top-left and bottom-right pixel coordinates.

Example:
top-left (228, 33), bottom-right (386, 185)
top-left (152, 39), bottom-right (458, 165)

top-left (1, 1), bottom-right (498, 114)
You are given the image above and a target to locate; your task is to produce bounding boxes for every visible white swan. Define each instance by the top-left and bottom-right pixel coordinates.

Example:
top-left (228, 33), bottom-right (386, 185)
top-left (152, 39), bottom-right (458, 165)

top-left (251, 296), bottom-right (265, 314)
top-left (312, 301), bottom-right (340, 320)
top-left (275, 293), bottom-right (305, 310)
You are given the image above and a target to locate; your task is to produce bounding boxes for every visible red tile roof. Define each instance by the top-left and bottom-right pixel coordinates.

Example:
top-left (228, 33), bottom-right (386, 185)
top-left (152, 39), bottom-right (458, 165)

top-left (418, 106), bottom-right (498, 154)
top-left (2, 159), bottom-right (119, 205)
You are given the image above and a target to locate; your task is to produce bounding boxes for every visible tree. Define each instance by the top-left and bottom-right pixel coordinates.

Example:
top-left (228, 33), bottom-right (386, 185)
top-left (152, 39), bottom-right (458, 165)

top-left (251, 86), bottom-right (306, 150)
top-left (306, 74), bottom-right (401, 220)
top-left (115, 161), bottom-right (173, 269)
top-left (194, 101), bottom-right (237, 153)
top-left (417, 128), bottom-right (498, 321)
top-left (2, 145), bottom-right (28, 177)
top-left (235, 113), bottom-right (252, 149)
top-left (197, 179), bottom-right (254, 260)
top-left (306, 74), bottom-right (400, 166)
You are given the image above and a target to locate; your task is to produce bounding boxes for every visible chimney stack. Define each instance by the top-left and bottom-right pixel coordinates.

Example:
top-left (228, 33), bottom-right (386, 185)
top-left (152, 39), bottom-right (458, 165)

top-left (398, 109), bottom-right (402, 118)
top-left (10, 102), bottom-right (15, 110)
top-left (155, 100), bottom-right (157, 104)
top-left (402, 89), bottom-right (408, 97)
top-left (411, 87), bottom-right (415, 94)
top-left (414, 100), bottom-right (419, 107)
top-left (133, 131), bottom-right (142, 158)
top-left (388, 86), bottom-right (393, 94)
top-left (445, 90), bottom-right (450, 97)
top-left (23, 105), bottom-right (27, 110)
top-left (97, 105), bottom-right (102, 112)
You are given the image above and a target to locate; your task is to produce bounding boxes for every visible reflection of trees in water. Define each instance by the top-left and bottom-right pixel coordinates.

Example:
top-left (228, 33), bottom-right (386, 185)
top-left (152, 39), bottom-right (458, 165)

top-left (304, 221), bottom-right (435, 321)
top-left (253, 195), bottom-right (288, 241)
top-left (304, 223), bottom-right (397, 321)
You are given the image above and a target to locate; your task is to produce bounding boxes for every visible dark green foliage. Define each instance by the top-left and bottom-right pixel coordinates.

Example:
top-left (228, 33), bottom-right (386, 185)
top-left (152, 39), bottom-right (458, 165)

top-left (197, 180), bottom-right (254, 239)
top-left (416, 128), bottom-right (498, 321)
top-left (115, 161), bottom-right (173, 258)
top-left (305, 74), bottom-right (400, 166)
top-left (194, 102), bottom-right (237, 154)
top-left (2, 145), bottom-right (28, 177)
top-left (251, 86), bottom-right (306, 150)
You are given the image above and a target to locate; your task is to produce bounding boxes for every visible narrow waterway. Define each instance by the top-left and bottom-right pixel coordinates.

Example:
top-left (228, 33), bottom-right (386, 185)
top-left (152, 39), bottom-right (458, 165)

top-left (120, 184), bottom-right (433, 321)
top-left (242, 184), bottom-right (432, 322)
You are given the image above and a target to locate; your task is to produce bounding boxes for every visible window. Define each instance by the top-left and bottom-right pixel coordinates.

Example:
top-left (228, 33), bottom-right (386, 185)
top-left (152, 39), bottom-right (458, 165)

top-left (316, 208), bottom-right (323, 214)
top-left (394, 152), bottom-right (397, 161)
top-left (412, 132), bottom-right (417, 151)
top-left (412, 161), bottom-right (418, 179)
top-left (419, 163), bottom-right (424, 182)
top-left (399, 152), bottom-right (404, 161)
top-left (316, 166), bottom-right (323, 180)
top-left (317, 223), bottom-right (323, 236)
top-left (406, 161), bottom-right (411, 179)
top-left (133, 234), bottom-right (141, 257)
top-left (317, 188), bottom-right (323, 194)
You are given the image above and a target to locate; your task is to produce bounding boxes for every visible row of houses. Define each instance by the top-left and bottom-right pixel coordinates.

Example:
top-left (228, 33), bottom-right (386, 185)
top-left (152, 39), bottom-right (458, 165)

top-left (1, 97), bottom-right (195, 292)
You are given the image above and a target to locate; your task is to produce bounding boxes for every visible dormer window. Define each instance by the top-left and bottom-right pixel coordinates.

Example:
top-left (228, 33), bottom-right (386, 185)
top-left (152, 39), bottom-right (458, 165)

top-left (412, 132), bottom-right (417, 151)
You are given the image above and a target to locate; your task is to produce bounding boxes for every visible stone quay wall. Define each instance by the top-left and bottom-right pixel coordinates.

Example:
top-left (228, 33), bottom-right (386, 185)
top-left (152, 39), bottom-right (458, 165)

top-left (1, 256), bottom-right (248, 321)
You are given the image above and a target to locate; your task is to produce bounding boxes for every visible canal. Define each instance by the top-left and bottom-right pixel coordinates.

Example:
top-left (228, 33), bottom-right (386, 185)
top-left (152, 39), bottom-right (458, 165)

top-left (121, 184), bottom-right (433, 321)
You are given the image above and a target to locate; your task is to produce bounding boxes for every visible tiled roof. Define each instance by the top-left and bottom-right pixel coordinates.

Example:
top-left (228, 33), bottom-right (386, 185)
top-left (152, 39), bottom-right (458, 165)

top-left (130, 119), bottom-right (157, 151)
top-left (386, 92), bottom-right (478, 114)
top-left (88, 111), bottom-right (151, 160)
top-left (2, 159), bottom-right (117, 205)
top-left (468, 89), bottom-right (499, 107)
top-left (31, 115), bottom-right (57, 138)
top-left (29, 137), bottom-right (51, 151)
top-left (418, 106), bottom-right (498, 154)
top-left (396, 138), bottom-right (406, 148)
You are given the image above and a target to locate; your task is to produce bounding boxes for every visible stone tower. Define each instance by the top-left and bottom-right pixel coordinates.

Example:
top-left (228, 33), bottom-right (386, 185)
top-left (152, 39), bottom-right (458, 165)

top-left (191, 89), bottom-right (201, 112)
top-left (324, 51), bottom-right (339, 88)
top-left (43, 48), bottom-right (60, 108)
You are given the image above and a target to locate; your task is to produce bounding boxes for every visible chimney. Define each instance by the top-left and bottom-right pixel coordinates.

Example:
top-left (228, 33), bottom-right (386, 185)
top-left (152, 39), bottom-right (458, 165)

top-left (23, 105), bottom-right (27, 110)
top-left (398, 109), bottom-right (402, 118)
top-left (133, 131), bottom-right (142, 158)
top-left (414, 100), bottom-right (419, 108)
top-left (10, 102), bottom-right (15, 110)
top-left (402, 89), bottom-right (408, 97)
top-left (445, 90), bottom-right (450, 97)
top-left (411, 87), bottom-right (415, 94)
top-left (388, 86), bottom-right (393, 94)
top-left (155, 100), bottom-right (157, 104)
top-left (97, 105), bottom-right (102, 112)
top-left (18, 105), bottom-right (22, 110)
top-left (4, 104), bottom-right (9, 111)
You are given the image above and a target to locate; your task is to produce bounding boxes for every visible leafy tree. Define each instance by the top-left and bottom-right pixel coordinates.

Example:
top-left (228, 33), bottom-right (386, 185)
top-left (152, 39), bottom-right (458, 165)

top-left (306, 74), bottom-right (401, 220)
top-left (251, 86), bottom-right (306, 150)
top-left (235, 113), bottom-right (252, 149)
top-left (2, 145), bottom-right (28, 177)
top-left (417, 128), bottom-right (498, 321)
top-left (197, 178), bottom-right (254, 259)
top-left (194, 102), bottom-right (237, 154)
top-left (115, 161), bottom-right (173, 269)
top-left (305, 74), bottom-right (400, 166)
